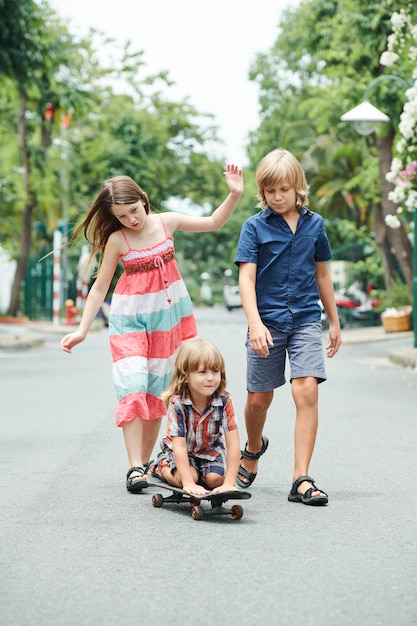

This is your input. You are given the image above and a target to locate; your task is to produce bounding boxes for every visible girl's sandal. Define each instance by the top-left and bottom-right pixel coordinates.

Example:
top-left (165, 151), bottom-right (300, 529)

top-left (126, 466), bottom-right (149, 493)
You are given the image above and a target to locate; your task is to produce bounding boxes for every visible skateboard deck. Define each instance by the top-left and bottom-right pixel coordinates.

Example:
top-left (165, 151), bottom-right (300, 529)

top-left (146, 478), bottom-right (251, 521)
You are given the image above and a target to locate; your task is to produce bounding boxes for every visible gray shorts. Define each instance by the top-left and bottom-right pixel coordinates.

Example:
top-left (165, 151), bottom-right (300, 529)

top-left (246, 321), bottom-right (326, 392)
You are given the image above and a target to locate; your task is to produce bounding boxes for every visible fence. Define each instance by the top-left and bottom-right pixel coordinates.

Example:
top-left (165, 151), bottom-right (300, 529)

top-left (23, 255), bottom-right (76, 320)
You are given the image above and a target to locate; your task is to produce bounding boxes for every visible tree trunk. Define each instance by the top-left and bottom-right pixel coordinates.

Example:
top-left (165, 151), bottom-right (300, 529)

top-left (373, 201), bottom-right (398, 289)
top-left (375, 133), bottom-right (414, 290)
top-left (8, 88), bottom-right (33, 316)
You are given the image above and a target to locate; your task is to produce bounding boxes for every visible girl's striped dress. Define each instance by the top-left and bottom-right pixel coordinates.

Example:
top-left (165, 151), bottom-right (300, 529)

top-left (108, 218), bottom-right (197, 427)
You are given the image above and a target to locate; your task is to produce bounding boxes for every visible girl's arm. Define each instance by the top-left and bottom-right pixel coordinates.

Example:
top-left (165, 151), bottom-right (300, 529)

top-left (212, 428), bottom-right (241, 493)
top-left (162, 164), bottom-right (243, 234)
top-left (316, 261), bottom-right (342, 358)
top-left (60, 233), bottom-right (121, 353)
top-left (172, 437), bottom-right (209, 495)
top-left (239, 262), bottom-right (273, 358)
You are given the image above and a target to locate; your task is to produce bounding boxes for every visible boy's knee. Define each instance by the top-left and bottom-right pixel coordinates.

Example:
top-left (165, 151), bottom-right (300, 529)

top-left (292, 376), bottom-right (318, 405)
top-left (247, 391), bottom-right (273, 414)
top-left (204, 473), bottom-right (223, 489)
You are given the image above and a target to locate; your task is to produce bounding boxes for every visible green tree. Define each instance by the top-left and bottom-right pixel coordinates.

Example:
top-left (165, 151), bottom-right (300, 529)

top-left (246, 0), bottom-right (417, 289)
top-left (0, 0), bottom-right (103, 314)
top-left (0, 1), bottom-right (235, 315)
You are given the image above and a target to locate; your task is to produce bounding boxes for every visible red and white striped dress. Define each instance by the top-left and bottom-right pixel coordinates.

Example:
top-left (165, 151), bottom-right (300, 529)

top-left (109, 218), bottom-right (197, 427)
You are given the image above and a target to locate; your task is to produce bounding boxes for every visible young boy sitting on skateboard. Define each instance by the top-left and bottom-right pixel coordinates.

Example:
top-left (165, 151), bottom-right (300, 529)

top-left (148, 338), bottom-right (241, 495)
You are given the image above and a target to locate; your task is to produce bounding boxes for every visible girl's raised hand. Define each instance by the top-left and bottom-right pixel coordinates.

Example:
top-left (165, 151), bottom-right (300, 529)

top-left (224, 164), bottom-right (243, 195)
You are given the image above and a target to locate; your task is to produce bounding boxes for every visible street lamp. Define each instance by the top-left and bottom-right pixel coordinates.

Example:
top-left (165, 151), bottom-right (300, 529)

top-left (341, 75), bottom-right (417, 348)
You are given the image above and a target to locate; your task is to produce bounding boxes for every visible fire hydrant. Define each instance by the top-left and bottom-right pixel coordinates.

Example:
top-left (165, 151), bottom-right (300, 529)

top-left (64, 299), bottom-right (78, 325)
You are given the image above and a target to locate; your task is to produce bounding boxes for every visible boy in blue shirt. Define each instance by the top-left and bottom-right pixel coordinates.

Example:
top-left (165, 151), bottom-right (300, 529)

top-left (235, 149), bottom-right (341, 505)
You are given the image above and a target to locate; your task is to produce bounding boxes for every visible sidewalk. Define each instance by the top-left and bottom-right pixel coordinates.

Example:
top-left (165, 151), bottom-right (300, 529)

top-left (1, 318), bottom-right (416, 369)
top-left (0, 319), bottom-right (105, 350)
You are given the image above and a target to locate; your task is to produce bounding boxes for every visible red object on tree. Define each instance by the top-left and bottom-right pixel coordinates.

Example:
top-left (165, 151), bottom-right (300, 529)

top-left (44, 103), bottom-right (54, 121)
top-left (61, 112), bottom-right (72, 128)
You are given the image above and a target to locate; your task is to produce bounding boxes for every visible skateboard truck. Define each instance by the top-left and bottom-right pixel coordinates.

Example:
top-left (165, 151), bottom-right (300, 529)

top-left (148, 481), bottom-right (251, 521)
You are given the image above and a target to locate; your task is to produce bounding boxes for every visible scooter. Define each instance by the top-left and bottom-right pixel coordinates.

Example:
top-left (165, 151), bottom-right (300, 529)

top-left (335, 282), bottom-right (380, 326)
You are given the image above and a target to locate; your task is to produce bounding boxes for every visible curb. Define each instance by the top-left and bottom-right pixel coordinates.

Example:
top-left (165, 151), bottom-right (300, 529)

top-left (0, 332), bottom-right (44, 350)
top-left (388, 348), bottom-right (417, 370)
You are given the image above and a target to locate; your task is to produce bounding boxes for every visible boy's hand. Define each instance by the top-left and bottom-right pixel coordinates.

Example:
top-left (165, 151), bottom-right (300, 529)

top-left (248, 321), bottom-right (273, 357)
top-left (182, 482), bottom-right (209, 495)
top-left (212, 482), bottom-right (236, 494)
top-left (326, 324), bottom-right (342, 358)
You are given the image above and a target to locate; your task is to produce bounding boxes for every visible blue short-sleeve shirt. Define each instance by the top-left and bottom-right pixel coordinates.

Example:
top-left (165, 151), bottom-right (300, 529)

top-left (234, 207), bottom-right (332, 332)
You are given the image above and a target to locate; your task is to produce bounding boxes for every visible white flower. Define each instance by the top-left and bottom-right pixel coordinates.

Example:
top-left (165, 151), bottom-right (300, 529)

top-left (388, 157), bottom-right (403, 178)
top-left (381, 7), bottom-right (417, 232)
top-left (391, 11), bottom-right (408, 29)
top-left (385, 214), bottom-right (402, 229)
top-left (405, 189), bottom-right (417, 209)
top-left (388, 187), bottom-right (405, 203)
top-left (380, 50), bottom-right (399, 66)
top-left (409, 46), bottom-right (417, 61)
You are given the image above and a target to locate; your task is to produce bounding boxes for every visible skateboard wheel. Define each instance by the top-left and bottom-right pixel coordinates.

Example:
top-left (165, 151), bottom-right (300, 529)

top-left (152, 493), bottom-right (164, 508)
top-left (191, 505), bottom-right (205, 521)
top-left (231, 505), bottom-right (243, 520)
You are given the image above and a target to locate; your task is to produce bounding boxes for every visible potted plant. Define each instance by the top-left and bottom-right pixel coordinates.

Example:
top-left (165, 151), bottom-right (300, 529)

top-left (374, 277), bottom-right (413, 332)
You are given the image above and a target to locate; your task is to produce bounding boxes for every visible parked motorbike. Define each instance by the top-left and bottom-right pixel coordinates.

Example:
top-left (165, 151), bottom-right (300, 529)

top-left (335, 282), bottom-right (380, 327)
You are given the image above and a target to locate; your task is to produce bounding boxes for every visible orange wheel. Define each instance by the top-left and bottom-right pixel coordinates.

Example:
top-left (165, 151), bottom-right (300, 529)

top-left (191, 505), bottom-right (205, 521)
top-left (231, 505), bottom-right (243, 520)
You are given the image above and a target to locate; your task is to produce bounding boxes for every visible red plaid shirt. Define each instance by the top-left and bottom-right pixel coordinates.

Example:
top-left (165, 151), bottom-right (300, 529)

top-left (163, 393), bottom-right (237, 460)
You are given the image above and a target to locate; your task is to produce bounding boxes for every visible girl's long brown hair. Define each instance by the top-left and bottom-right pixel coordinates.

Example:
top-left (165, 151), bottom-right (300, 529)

top-left (69, 176), bottom-right (150, 266)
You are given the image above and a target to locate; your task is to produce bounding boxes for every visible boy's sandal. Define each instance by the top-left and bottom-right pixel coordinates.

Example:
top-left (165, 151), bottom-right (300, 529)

top-left (236, 436), bottom-right (269, 489)
top-left (288, 475), bottom-right (328, 506)
top-left (126, 466), bottom-right (149, 493)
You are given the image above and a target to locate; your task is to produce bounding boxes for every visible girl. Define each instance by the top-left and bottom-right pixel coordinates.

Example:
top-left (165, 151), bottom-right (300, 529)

top-left (149, 338), bottom-right (241, 495)
top-left (60, 165), bottom-right (243, 492)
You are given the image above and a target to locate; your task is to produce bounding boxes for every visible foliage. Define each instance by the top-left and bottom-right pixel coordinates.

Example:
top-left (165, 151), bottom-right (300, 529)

top-left (380, 4), bottom-right (417, 230)
top-left (244, 0), bottom-right (417, 292)
top-left (0, 0), bottom-right (242, 312)
top-left (374, 275), bottom-right (413, 311)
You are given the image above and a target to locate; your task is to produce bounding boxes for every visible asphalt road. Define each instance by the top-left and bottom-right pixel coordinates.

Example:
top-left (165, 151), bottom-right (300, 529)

top-left (1, 308), bottom-right (416, 626)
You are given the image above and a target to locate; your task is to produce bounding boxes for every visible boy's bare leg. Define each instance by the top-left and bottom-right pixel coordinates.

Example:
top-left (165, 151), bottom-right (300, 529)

top-left (238, 390), bottom-right (273, 484)
top-left (291, 376), bottom-right (323, 497)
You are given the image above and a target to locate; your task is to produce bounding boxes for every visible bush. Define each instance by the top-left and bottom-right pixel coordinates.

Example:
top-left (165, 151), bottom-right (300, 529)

top-left (375, 277), bottom-right (413, 312)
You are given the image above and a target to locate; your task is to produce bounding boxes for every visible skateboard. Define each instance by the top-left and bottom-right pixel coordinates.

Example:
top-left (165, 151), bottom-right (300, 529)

top-left (146, 478), bottom-right (251, 521)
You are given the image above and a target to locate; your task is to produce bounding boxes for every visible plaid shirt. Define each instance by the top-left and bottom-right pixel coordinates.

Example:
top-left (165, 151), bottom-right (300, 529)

top-left (163, 393), bottom-right (237, 461)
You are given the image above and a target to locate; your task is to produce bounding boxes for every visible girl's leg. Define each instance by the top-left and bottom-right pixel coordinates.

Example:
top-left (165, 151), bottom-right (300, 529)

top-left (291, 376), bottom-right (322, 496)
top-left (141, 417), bottom-right (162, 466)
top-left (123, 417), bottom-right (162, 480)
